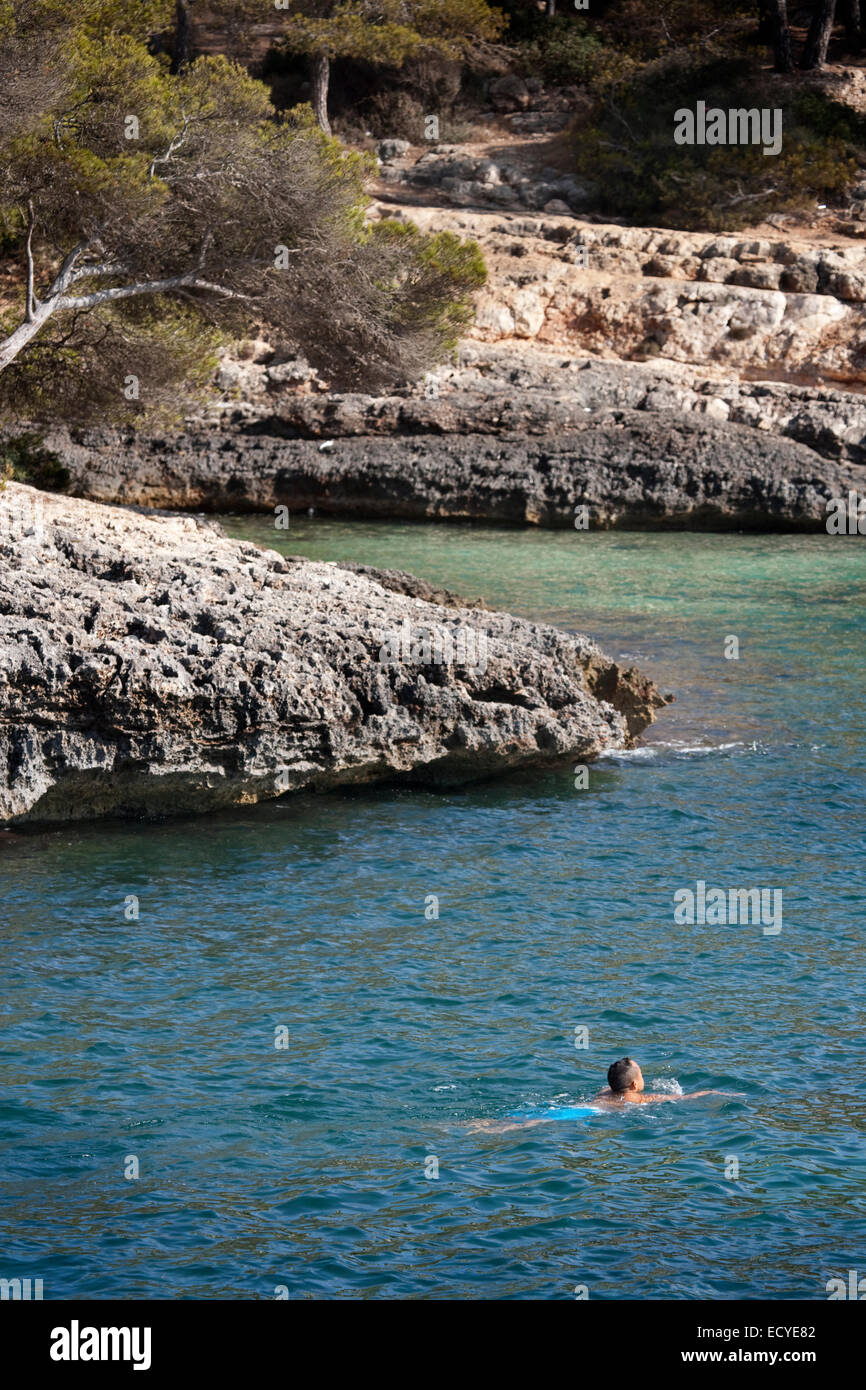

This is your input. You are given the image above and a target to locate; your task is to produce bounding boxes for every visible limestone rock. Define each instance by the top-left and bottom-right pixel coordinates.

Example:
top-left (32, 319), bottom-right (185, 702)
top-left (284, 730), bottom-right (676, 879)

top-left (49, 411), bottom-right (861, 532)
top-left (377, 138), bottom-right (411, 161)
top-left (0, 484), bottom-right (668, 824)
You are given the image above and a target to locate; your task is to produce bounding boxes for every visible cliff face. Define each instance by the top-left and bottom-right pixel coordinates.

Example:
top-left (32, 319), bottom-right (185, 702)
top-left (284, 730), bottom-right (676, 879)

top-left (12, 145), bottom-right (866, 530)
top-left (383, 197), bottom-right (866, 389)
top-left (0, 483), bottom-right (668, 824)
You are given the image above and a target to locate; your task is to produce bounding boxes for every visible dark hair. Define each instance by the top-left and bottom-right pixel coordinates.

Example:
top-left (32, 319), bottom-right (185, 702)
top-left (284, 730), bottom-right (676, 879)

top-left (608, 1057), bottom-right (641, 1093)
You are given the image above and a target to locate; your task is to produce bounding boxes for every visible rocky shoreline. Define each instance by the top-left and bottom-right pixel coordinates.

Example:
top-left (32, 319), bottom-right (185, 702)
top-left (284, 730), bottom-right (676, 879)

top-left (50, 407), bottom-right (858, 530)
top-left (0, 483), bottom-right (668, 825)
top-left (31, 193), bottom-right (866, 534)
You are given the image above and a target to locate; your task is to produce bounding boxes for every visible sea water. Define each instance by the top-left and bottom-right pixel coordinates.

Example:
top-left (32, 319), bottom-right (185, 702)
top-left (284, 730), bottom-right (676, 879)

top-left (1, 523), bottom-right (864, 1299)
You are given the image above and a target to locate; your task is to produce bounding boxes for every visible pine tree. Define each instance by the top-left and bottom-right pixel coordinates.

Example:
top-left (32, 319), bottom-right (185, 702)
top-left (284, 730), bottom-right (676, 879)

top-left (800, 0), bottom-right (838, 69)
top-left (0, 1), bottom-right (487, 419)
top-left (275, 1), bottom-right (507, 134)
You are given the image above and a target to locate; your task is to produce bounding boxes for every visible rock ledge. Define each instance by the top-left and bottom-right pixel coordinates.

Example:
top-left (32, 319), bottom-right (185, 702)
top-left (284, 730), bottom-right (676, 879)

top-left (0, 484), bottom-right (668, 824)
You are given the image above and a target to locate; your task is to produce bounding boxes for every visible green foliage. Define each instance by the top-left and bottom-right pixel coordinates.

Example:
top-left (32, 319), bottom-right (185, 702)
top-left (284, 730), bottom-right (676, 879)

top-left (0, 302), bottom-right (227, 428)
top-left (371, 221), bottom-right (487, 351)
top-left (0, 0), bottom-right (173, 52)
top-left (518, 16), bottom-right (633, 91)
top-left (574, 56), bottom-right (859, 231)
top-left (0, 432), bottom-right (69, 490)
top-left (278, 0), bottom-right (506, 63)
top-left (0, 7), bottom-right (489, 419)
top-left (591, 0), bottom-right (751, 64)
top-left (789, 92), bottom-right (866, 146)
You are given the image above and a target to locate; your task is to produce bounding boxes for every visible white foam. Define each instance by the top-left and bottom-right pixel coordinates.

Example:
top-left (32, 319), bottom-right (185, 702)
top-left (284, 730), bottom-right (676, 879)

top-left (650, 1077), bottom-right (684, 1095)
top-left (599, 739), bottom-right (750, 765)
top-left (670, 741), bottom-right (744, 757)
top-left (597, 746), bottom-right (659, 763)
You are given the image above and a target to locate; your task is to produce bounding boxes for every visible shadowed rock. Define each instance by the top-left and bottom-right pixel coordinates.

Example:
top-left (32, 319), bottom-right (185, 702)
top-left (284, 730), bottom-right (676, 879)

top-left (53, 411), bottom-right (859, 531)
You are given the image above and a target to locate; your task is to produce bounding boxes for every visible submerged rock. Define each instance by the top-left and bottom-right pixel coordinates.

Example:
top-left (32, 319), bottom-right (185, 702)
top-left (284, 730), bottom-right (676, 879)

top-left (0, 484), bottom-right (668, 825)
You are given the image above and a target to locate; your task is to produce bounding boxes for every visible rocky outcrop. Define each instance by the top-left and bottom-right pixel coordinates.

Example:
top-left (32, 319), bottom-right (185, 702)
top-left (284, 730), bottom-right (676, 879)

top-left (0, 483), bottom-right (668, 824)
top-left (51, 410), bottom-right (858, 530)
top-left (380, 144), bottom-right (588, 211)
top-left (377, 203), bottom-right (866, 388)
top-left (190, 203), bottom-right (866, 471)
top-left (167, 338), bottom-right (866, 468)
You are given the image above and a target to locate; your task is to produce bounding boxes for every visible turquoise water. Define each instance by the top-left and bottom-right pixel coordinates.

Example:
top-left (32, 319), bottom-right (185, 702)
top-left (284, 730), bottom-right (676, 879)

top-left (1, 521), bottom-right (865, 1300)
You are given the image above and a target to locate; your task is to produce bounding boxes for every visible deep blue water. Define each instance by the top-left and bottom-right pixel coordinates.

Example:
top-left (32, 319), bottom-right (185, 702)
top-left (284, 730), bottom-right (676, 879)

top-left (1, 523), bottom-right (864, 1299)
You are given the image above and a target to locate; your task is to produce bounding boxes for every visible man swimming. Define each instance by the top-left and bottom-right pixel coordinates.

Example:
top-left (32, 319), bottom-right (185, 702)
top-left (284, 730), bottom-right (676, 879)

top-left (466, 1058), bottom-right (718, 1131)
top-left (594, 1056), bottom-right (716, 1106)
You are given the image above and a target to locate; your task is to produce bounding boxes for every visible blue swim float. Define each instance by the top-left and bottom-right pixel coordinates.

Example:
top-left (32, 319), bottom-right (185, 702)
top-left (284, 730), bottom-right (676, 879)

top-left (507, 1105), bottom-right (598, 1122)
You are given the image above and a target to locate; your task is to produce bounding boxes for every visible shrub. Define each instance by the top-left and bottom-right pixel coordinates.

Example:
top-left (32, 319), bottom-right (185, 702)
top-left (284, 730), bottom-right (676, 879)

top-left (593, 0), bottom-right (750, 63)
top-left (519, 18), bottom-right (632, 91)
top-left (366, 89), bottom-right (428, 143)
top-left (574, 55), bottom-right (859, 230)
top-left (0, 433), bottom-right (69, 490)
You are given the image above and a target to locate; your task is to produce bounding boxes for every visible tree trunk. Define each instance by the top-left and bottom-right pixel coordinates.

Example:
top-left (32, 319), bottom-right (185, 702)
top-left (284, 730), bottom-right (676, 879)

top-left (757, 3), bottom-right (774, 41)
top-left (546, 0), bottom-right (557, 15)
top-left (841, 0), bottom-right (862, 48)
top-left (310, 53), bottom-right (331, 135)
top-left (800, 0), bottom-right (837, 68)
top-left (171, 0), bottom-right (194, 74)
top-left (0, 298), bottom-right (58, 374)
top-left (768, 0), bottom-right (794, 71)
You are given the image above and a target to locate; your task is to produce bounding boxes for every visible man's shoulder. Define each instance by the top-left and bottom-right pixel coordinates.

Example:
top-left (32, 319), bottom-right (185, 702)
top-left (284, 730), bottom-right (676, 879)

top-left (592, 1090), bottom-right (622, 1107)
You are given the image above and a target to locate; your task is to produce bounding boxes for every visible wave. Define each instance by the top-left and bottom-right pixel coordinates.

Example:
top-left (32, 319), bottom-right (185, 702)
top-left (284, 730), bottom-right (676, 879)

top-left (665, 741), bottom-right (746, 757)
top-left (598, 746), bottom-right (661, 763)
top-left (598, 740), bottom-right (753, 764)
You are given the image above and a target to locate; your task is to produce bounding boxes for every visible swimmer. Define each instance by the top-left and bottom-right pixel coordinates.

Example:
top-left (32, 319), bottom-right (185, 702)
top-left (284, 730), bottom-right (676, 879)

top-left (594, 1057), bottom-right (718, 1106)
top-left (466, 1058), bottom-right (722, 1132)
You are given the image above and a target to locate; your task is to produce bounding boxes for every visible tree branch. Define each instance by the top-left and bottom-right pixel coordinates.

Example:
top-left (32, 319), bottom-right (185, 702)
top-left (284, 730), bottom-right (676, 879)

top-left (24, 200), bottom-right (38, 321)
top-left (67, 261), bottom-right (129, 284)
top-left (148, 112), bottom-right (197, 178)
top-left (46, 240), bottom-right (92, 298)
top-left (57, 272), bottom-right (251, 311)
top-left (0, 243), bottom-right (248, 376)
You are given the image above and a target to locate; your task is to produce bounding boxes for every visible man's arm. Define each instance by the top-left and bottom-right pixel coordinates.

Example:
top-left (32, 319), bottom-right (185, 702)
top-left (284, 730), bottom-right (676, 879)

top-left (641, 1089), bottom-right (720, 1102)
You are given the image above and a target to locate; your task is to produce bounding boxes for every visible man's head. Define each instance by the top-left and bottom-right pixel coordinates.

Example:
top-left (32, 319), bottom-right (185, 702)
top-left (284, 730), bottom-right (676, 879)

top-left (607, 1057), bottom-right (644, 1094)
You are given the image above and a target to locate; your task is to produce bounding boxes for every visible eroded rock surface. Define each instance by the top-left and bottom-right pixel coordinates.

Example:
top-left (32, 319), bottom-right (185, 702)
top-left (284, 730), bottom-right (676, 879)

top-left (51, 411), bottom-right (858, 530)
top-left (0, 484), bottom-right (667, 824)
